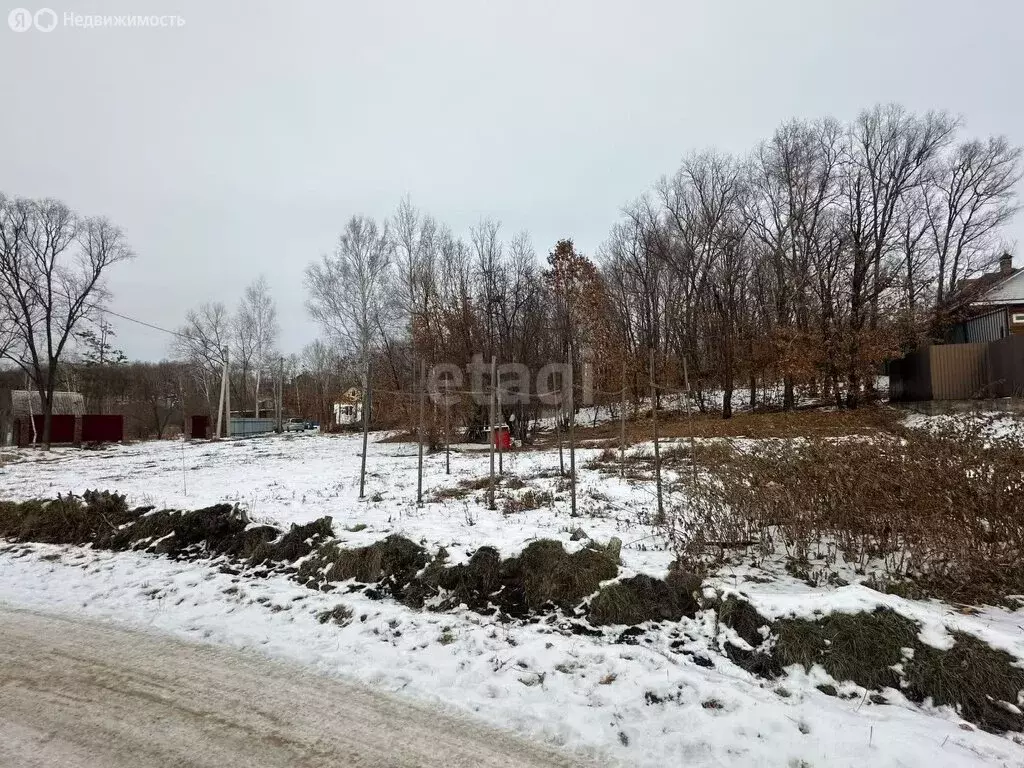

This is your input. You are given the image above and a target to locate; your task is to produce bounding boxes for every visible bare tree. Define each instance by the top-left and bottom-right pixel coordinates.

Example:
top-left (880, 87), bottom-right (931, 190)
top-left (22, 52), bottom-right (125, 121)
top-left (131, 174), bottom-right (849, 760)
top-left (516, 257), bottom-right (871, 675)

top-left (0, 298), bottom-right (16, 362)
top-left (305, 215), bottom-right (394, 497)
top-left (173, 301), bottom-right (232, 410)
top-left (236, 276), bottom-right (278, 417)
top-left (0, 195), bottom-right (133, 448)
top-left (840, 105), bottom-right (957, 404)
top-left (306, 215), bottom-right (395, 366)
top-left (926, 136), bottom-right (1023, 304)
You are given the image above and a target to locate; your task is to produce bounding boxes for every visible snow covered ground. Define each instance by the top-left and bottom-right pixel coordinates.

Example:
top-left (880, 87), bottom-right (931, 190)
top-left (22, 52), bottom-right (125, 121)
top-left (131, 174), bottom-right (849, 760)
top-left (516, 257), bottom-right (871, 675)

top-left (3, 429), bottom-right (1024, 767)
top-left (0, 432), bottom-right (677, 575)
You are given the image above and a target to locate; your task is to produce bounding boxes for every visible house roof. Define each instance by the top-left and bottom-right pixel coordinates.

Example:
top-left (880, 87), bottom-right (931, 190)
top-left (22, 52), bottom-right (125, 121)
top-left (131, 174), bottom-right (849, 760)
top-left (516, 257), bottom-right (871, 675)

top-left (2, 390), bottom-right (85, 418)
top-left (965, 269), bottom-right (1024, 306)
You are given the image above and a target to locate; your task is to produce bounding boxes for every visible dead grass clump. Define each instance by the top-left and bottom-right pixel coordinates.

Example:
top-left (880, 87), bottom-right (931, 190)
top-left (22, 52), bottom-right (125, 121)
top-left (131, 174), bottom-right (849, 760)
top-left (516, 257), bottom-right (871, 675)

top-left (501, 539), bottom-right (619, 613)
top-left (905, 632), bottom-right (1024, 733)
top-left (774, 608), bottom-right (917, 691)
top-left (460, 476), bottom-right (493, 491)
top-left (501, 488), bottom-right (554, 515)
top-left (769, 608), bottom-right (1024, 733)
top-left (589, 571), bottom-right (701, 626)
top-left (247, 517), bottom-right (335, 564)
top-left (298, 535), bottom-right (428, 593)
top-left (432, 474), bottom-right (519, 503)
top-left (110, 504), bottom-right (249, 557)
top-left (0, 492), bottom-right (335, 568)
top-left (317, 603), bottom-right (354, 627)
top-left (584, 447), bottom-right (618, 469)
top-left (431, 486), bottom-right (469, 502)
top-left (431, 546), bottom-right (503, 611)
top-left (0, 491), bottom-right (136, 545)
top-left (717, 595), bottom-right (773, 649)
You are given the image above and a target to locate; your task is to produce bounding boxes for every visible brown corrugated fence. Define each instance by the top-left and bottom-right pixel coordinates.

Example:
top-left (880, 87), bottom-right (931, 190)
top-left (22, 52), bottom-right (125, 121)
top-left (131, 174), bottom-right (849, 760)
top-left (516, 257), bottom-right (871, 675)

top-left (891, 338), bottom-right (1024, 401)
top-left (929, 343), bottom-right (990, 399)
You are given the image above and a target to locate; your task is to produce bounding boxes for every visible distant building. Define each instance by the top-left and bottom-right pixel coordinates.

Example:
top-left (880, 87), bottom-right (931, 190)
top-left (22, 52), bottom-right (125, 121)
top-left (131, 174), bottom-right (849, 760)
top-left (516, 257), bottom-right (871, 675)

top-left (0, 390), bottom-right (86, 446)
top-left (947, 252), bottom-right (1024, 343)
top-left (333, 387), bottom-right (362, 427)
top-left (891, 252), bottom-right (1024, 404)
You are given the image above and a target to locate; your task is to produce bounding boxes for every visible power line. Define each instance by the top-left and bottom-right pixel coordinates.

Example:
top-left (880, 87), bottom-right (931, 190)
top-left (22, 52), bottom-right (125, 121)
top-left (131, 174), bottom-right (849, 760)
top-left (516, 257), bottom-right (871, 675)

top-left (87, 304), bottom-right (188, 340)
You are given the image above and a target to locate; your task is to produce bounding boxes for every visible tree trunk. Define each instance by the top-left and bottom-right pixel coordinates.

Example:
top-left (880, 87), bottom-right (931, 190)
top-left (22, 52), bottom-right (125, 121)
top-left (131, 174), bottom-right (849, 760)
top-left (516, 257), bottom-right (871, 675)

top-left (41, 381), bottom-right (55, 451)
top-left (783, 375), bottom-right (795, 410)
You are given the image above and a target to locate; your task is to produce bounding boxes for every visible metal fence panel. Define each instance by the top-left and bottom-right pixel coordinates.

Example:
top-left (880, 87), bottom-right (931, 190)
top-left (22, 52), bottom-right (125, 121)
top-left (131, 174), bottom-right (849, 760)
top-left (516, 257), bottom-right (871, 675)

top-left (966, 309), bottom-right (1008, 343)
top-left (890, 347), bottom-right (933, 402)
top-left (929, 343), bottom-right (990, 400)
top-left (987, 335), bottom-right (1024, 398)
top-left (228, 417), bottom-right (277, 437)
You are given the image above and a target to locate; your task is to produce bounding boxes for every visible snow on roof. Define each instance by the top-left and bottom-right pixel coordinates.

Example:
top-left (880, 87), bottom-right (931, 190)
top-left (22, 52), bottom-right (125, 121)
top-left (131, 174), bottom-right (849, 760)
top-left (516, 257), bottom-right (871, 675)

top-left (969, 268), bottom-right (1024, 305)
top-left (4, 390), bottom-right (85, 418)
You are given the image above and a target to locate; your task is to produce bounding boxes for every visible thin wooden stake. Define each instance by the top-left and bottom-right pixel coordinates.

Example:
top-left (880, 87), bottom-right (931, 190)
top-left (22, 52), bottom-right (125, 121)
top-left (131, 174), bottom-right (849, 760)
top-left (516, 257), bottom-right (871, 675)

top-left (497, 375), bottom-right (504, 475)
top-left (276, 355), bottom-right (284, 432)
top-left (556, 401), bottom-right (565, 476)
top-left (488, 355), bottom-right (497, 510)
top-left (180, 433), bottom-right (187, 495)
top-left (568, 361), bottom-right (577, 518)
top-left (684, 355), bottom-right (697, 487)
top-left (444, 379), bottom-right (451, 476)
top-left (650, 347), bottom-right (664, 523)
top-left (417, 359), bottom-right (425, 507)
top-left (358, 357), bottom-right (370, 499)
top-left (619, 357), bottom-right (627, 479)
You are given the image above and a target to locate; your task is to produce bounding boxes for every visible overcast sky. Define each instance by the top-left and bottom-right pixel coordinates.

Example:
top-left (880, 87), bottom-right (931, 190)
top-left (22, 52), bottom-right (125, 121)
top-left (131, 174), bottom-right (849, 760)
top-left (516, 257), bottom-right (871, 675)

top-left (2, 0), bottom-right (1022, 360)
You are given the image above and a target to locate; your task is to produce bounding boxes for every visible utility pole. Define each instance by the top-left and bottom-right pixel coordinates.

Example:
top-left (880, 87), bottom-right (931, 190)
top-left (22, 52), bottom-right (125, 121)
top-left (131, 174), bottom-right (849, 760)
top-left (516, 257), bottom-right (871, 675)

top-left (224, 346), bottom-right (231, 438)
top-left (276, 355), bottom-right (284, 432)
top-left (488, 355), bottom-right (497, 511)
top-left (215, 347), bottom-right (228, 439)
top-left (417, 359), bottom-right (425, 507)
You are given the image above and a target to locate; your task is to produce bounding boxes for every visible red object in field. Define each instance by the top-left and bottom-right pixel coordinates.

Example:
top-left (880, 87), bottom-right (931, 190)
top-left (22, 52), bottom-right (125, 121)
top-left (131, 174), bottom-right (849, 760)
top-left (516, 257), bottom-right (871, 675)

top-left (493, 425), bottom-right (512, 450)
top-left (189, 415), bottom-right (209, 439)
top-left (81, 414), bottom-right (123, 443)
top-left (31, 414), bottom-right (75, 444)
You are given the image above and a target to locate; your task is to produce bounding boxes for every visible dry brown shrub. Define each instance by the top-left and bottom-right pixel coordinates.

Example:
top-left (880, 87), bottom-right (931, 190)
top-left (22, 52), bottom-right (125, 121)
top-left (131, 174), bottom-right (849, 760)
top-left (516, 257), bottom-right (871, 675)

top-left (667, 421), bottom-right (1024, 603)
top-left (567, 405), bottom-right (899, 444)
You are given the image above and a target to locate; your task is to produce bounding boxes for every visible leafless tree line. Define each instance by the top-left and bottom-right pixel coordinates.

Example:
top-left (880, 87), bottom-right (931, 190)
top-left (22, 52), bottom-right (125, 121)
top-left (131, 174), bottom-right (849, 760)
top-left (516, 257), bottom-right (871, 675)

top-left (301, 105), bottom-right (1021, 431)
top-left (11, 104), bottom-right (1012, 449)
top-left (172, 276), bottom-right (279, 417)
top-left (303, 195), bottom-right (617, 439)
top-left (603, 105), bottom-right (1021, 413)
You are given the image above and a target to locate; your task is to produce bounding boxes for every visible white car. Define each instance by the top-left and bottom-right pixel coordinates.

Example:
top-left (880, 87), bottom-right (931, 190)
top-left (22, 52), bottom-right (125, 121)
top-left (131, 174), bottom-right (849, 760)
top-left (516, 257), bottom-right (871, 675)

top-left (283, 417), bottom-right (306, 433)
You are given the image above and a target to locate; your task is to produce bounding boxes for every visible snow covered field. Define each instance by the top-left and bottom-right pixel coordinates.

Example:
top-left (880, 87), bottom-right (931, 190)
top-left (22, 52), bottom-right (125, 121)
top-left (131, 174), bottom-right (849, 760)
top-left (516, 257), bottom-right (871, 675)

top-left (3, 428), bottom-right (1024, 767)
top-left (0, 431), bottom-right (674, 575)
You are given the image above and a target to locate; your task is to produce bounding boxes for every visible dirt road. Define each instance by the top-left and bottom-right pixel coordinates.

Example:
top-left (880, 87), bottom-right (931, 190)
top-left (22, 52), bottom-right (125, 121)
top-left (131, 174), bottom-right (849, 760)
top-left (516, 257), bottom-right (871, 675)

top-left (0, 606), bottom-right (593, 767)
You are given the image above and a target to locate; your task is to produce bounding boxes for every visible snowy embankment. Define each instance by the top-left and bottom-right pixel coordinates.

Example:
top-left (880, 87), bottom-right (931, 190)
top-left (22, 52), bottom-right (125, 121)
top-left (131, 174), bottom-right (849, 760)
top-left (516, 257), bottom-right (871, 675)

top-left (2, 431), bottom-right (1024, 767)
